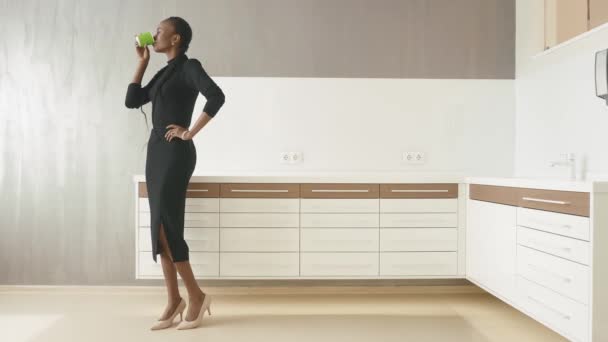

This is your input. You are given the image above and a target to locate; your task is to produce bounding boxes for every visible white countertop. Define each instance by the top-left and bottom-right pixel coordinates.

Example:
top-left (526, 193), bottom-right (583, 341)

top-left (466, 176), bottom-right (608, 193)
top-left (133, 172), bottom-right (468, 184)
top-left (132, 173), bottom-right (608, 192)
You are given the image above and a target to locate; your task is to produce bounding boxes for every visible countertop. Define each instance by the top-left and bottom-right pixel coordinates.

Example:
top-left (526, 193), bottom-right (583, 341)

top-left (133, 172), bottom-right (467, 184)
top-left (132, 173), bottom-right (608, 192)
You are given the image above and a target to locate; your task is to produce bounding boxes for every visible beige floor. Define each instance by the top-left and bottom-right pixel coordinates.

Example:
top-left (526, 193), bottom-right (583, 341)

top-left (0, 286), bottom-right (566, 342)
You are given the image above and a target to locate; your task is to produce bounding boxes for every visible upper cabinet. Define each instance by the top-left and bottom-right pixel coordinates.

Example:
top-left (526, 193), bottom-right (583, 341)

top-left (590, 0), bottom-right (608, 29)
top-left (544, 0), bottom-right (608, 50)
top-left (544, 0), bottom-right (588, 49)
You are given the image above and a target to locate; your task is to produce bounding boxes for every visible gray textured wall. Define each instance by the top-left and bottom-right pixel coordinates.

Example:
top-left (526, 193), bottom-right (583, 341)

top-left (190, 0), bottom-right (515, 79)
top-left (0, 0), bottom-right (514, 285)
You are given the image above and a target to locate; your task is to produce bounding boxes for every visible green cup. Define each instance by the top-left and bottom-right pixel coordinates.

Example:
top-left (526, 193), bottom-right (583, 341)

top-left (135, 32), bottom-right (154, 47)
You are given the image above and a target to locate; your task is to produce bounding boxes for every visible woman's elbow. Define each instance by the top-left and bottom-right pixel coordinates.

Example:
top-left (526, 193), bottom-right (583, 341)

top-left (125, 84), bottom-right (146, 108)
top-left (206, 91), bottom-right (225, 118)
top-left (218, 91), bottom-right (226, 107)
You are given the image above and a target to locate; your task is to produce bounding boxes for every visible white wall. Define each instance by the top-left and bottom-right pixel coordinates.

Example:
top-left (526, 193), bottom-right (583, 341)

top-left (189, 78), bottom-right (515, 175)
top-left (515, 0), bottom-right (608, 179)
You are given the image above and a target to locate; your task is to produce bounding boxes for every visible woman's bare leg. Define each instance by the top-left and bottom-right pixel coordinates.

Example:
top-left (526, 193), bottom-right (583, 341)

top-left (175, 261), bottom-right (205, 321)
top-left (157, 224), bottom-right (182, 320)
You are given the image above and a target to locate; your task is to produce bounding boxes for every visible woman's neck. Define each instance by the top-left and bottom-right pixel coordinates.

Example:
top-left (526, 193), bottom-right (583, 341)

top-left (166, 49), bottom-right (181, 62)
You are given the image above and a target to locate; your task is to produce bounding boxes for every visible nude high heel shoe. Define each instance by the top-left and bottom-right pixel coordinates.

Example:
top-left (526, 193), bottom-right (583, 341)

top-left (150, 298), bottom-right (186, 331)
top-left (176, 294), bottom-right (212, 330)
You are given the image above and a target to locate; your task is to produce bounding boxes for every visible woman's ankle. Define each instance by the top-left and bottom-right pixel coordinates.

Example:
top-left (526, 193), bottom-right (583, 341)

top-left (168, 295), bottom-right (182, 305)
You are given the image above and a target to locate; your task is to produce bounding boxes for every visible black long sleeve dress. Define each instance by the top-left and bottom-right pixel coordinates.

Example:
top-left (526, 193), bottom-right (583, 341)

top-left (125, 54), bottom-right (225, 262)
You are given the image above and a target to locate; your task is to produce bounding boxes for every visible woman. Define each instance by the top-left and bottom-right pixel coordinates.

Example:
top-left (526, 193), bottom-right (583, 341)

top-left (125, 17), bottom-right (225, 330)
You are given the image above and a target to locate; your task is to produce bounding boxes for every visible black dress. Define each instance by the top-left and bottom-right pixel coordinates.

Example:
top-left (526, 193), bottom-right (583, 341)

top-left (125, 54), bottom-right (225, 262)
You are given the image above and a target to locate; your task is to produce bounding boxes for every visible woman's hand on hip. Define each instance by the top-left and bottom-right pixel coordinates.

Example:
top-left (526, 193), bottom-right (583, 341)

top-left (165, 124), bottom-right (192, 142)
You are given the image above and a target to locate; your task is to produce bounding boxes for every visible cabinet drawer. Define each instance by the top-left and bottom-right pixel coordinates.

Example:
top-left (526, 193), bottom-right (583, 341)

top-left (220, 228), bottom-right (299, 252)
top-left (300, 228), bottom-right (379, 252)
top-left (380, 199), bottom-right (458, 213)
top-left (301, 199), bottom-right (379, 213)
top-left (517, 207), bottom-right (589, 241)
top-left (301, 213), bottom-right (379, 228)
top-left (300, 184), bottom-right (379, 199)
top-left (469, 184), bottom-right (520, 206)
top-left (138, 228), bottom-right (152, 251)
top-left (220, 198), bottom-right (299, 213)
top-left (300, 253), bottom-right (379, 276)
top-left (518, 188), bottom-right (589, 217)
top-left (380, 184), bottom-right (458, 199)
top-left (220, 213), bottom-right (299, 228)
top-left (139, 198), bottom-right (219, 213)
top-left (517, 227), bottom-right (590, 265)
top-left (139, 228), bottom-right (219, 252)
top-left (220, 253), bottom-right (299, 277)
top-left (517, 276), bottom-right (589, 342)
top-left (380, 213), bottom-right (457, 227)
top-left (220, 183), bottom-right (300, 198)
top-left (380, 252), bottom-right (457, 276)
top-left (184, 228), bottom-right (220, 252)
top-left (517, 245), bottom-right (589, 305)
top-left (380, 228), bottom-right (457, 252)
top-left (138, 182), bottom-right (220, 198)
top-left (138, 212), bottom-right (219, 228)
top-left (139, 252), bottom-right (219, 277)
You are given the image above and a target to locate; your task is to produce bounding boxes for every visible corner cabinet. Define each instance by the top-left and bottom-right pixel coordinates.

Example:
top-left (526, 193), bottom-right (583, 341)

top-left (466, 185), bottom-right (518, 304)
top-left (466, 181), bottom-right (608, 342)
top-left (134, 179), bottom-right (466, 280)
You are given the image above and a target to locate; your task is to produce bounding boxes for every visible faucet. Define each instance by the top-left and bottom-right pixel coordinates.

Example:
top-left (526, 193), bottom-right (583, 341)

top-left (549, 153), bottom-right (576, 180)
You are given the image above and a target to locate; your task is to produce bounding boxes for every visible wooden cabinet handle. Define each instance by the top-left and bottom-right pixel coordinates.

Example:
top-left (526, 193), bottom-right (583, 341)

top-left (231, 189), bottom-right (289, 193)
top-left (311, 189), bottom-right (370, 193)
top-left (391, 189), bottom-right (449, 193)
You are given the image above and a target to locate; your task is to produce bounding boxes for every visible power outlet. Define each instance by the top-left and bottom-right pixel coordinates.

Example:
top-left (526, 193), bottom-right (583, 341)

top-left (402, 151), bottom-right (426, 164)
top-left (291, 152), bottom-right (303, 163)
top-left (403, 152), bottom-right (415, 163)
top-left (280, 152), bottom-right (303, 164)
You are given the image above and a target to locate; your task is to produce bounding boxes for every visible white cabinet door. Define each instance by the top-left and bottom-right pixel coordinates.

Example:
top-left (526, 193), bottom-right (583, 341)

top-left (517, 207), bottom-right (590, 241)
top-left (517, 226), bottom-right (590, 265)
top-left (301, 199), bottom-right (379, 213)
top-left (220, 213), bottom-right (299, 228)
top-left (380, 228), bottom-right (457, 252)
top-left (517, 276), bottom-right (589, 342)
top-left (380, 199), bottom-right (457, 213)
top-left (380, 252), bottom-right (457, 276)
top-left (220, 253), bottom-right (299, 277)
top-left (301, 213), bottom-right (379, 228)
top-left (466, 199), bottom-right (517, 302)
top-left (517, 245), bottom-right (590, 305)
top-left (300, 252), bottom-right (379, 276)
top-left (220, 198), bottom-right (299, 213)
top-left (220, 228), bottom-right (299, 252)
top-left (300, 228), bottom-right (378, 252)
top-left (380, 213), bottom-right (457, 228)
